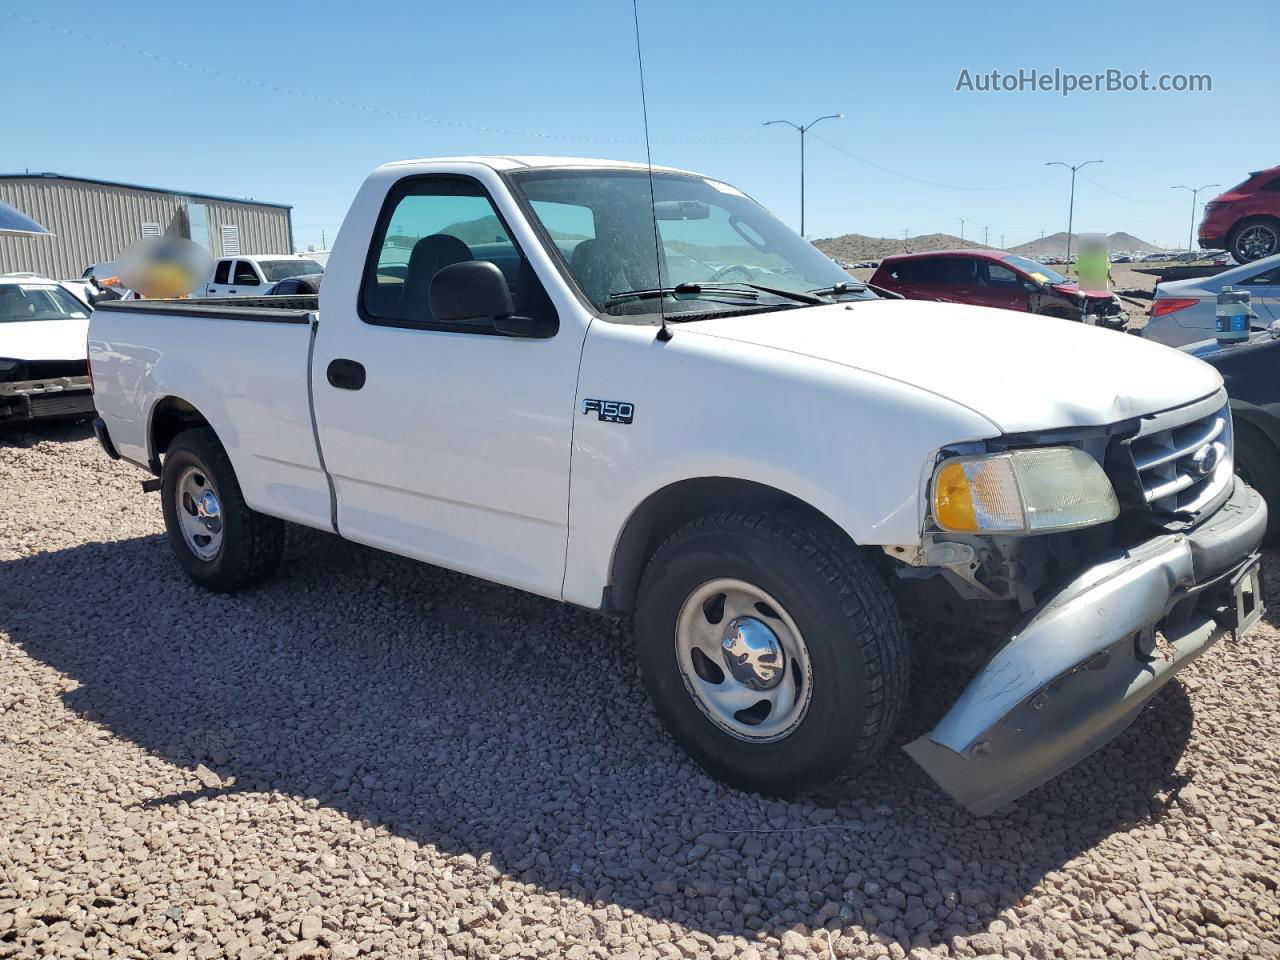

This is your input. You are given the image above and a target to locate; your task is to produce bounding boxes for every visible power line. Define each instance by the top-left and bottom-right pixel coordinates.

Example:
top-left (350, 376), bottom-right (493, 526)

top-left (3, 11), bottom-right (755, 147)
top-left (808, 132), bottom-right (1047, 192)
top-left (1077, 172), bottom-right (1164, 205)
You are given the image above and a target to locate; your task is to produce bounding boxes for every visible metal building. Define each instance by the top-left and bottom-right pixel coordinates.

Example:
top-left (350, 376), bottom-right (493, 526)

top-left (0, 173), bottom-right (293, 280)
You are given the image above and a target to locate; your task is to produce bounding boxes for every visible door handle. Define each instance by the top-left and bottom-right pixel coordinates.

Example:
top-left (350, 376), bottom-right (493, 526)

top-left (327, 358), bottom-right (366, 390)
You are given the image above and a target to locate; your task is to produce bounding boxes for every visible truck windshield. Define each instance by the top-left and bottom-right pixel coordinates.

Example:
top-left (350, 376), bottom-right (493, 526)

top-left (0, 284), bottom-right (90, 322)
top-left (259, 259), bottom-right (324, 282)
top-left (508, 168), bottom-right (871, 318)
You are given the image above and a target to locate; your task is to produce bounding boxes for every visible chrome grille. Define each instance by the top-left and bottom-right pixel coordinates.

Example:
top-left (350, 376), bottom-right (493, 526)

top-left (1126, 393), bottom-right (1233, 516)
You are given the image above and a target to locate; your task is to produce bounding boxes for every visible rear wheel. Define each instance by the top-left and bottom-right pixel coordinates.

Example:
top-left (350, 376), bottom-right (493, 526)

top-left (1228, 217), bottom-right (1280, 263)
top-left (160, 427), bottom-right (285, 591)
top-left (634, 510), bottom-right (909, 794)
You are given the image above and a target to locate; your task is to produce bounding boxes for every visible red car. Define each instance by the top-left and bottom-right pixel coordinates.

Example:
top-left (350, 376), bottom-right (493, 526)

top-left (1198, 166), bottom-right (1280, 263)
top-left (869, 250), bottom-right (1128, 328)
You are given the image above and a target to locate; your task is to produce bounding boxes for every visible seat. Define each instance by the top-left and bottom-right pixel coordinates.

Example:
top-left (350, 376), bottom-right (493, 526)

top-left (398, 234), bottom-right (474, 321)
top-left (569, 237), bottom-right (655, 307)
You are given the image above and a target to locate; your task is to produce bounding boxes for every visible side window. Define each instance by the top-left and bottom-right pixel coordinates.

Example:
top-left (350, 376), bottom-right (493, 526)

top-left (942, 258), bottom-right (979, 286)
top-left (361, 176), bottom-right (557, 331)
top-left (233, 260), bottom-right (260, 285)
top-left (983, 262), bottom-right (1021, 288)
top-left (1242, 266), bottom-right (1280, 285)
top-left (894, 258), bottom-right (944, 284)
top-left (212, 260), bottom-right (230, 285)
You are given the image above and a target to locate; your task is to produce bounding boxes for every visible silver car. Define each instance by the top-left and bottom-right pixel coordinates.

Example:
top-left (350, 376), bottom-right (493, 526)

top-left (1143, 253), bottom-right (1280, 347)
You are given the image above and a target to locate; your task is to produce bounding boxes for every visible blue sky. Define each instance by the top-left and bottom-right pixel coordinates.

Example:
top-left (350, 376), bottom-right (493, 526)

top-left (4, 0), bottom-right (1276, 252)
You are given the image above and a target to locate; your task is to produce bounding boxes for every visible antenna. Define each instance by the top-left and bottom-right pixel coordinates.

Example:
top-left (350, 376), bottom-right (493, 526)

top-left (631, 0), bottom-right (670, 342)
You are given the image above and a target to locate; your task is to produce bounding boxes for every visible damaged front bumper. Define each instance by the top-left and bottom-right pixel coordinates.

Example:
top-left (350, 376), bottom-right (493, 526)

top-left (906, 478), bottom-right (1267, 815)
top-left (0, 376), bottom-right (94, 423)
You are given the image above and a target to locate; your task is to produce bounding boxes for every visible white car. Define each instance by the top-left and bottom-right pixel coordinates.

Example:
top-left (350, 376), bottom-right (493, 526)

top-left (1144, 253), bottom-right (1280, 346)
top-left (0, 276), bottom-right (95, 423)
top-left (199, 254), bottom-right (324, 298)
top-left (87, 156), bottom-right (1267, 813)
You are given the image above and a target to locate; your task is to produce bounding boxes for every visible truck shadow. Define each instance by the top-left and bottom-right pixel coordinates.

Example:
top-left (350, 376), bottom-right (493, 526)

top-left (0, 526), bottom-right (1204, 951)
top-left (0, 417), bottom-right (94, 447)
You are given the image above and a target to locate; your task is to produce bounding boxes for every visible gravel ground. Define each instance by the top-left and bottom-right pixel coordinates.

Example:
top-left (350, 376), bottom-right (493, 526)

top-left (1, 423), bottom-right (1278, 960)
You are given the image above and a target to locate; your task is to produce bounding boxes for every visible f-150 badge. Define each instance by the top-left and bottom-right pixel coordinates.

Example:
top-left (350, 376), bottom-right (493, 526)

top-left (582, 399), bottom-right (634, 424)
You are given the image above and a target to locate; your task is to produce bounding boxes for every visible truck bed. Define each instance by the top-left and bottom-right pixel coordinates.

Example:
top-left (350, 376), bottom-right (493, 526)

top-left (89, 294), bottom-right (331, 531)
top-left (93, 295), bottom-right (318, 322)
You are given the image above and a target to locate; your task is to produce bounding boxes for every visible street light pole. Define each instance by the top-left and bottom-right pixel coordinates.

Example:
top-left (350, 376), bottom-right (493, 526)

top-left (764, 113), bottom-right (842, 237)
top-left (1046, 159), bottom-right (1103, 263)
top-left (1172, 183), bottom-right (1220, 253)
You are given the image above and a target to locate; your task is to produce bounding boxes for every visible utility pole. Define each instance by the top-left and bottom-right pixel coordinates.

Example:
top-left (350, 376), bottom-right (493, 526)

top-left (1172, 184), bottom-right (1219, 253)
top-left (983, 225), bottom-right (989, 246)
top-left (763, 113), bottom-right (842, 237)
top-left (1045, 159), bottom-right (1103, 263)
top-left (321, 229), bottom-right (326, 249)
top-left (958, 217), bottom-right (968, 242)
top-left (1000, 233), bottom-right (1005, 249)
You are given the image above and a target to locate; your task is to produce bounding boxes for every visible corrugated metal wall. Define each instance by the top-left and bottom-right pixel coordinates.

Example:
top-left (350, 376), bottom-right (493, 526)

top-left (0, 177), bottom-right (292, 279)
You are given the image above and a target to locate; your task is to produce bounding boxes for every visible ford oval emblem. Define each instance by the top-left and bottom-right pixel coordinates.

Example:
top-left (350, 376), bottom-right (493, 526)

top-left (1191, 443), bottom-right (1220, 476)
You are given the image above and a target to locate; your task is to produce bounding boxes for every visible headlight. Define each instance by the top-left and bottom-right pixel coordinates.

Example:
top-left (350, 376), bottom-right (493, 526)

top-left (932, 447), bottom-right (1119, 534)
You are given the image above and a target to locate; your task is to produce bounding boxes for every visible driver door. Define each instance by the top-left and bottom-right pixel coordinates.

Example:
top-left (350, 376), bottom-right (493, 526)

top-left (311, 172), bottom-right (586, 600)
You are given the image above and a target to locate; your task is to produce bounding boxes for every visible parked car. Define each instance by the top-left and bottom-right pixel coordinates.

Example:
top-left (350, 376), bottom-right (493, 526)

top-left (1143, 253), bottom-right (1280, 347)
top-left (1198, 166), bottom-right (1280, 264)
top-left (199, 255), bottom-right (324, 298)
top-left (1183, 329), bottom-right (1280, 542)
top-left (88, 155), bottom-right (1266, 815)
top-left (869, 250), bottom-right (1128, 328)
top-left (0, 275), bottom-right (95, 424)
top-left (266, 274), bottom-right (322, 296)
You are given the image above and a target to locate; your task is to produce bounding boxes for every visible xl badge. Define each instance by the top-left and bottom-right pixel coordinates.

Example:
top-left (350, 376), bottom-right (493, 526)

top-left (582, 399), bottom-right (634, 424)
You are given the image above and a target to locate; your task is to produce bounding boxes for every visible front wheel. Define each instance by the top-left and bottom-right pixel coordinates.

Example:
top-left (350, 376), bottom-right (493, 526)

top-left (160, 427), bottom-right (285, 592)
top-left (634, 510), bottom-right (909, 794)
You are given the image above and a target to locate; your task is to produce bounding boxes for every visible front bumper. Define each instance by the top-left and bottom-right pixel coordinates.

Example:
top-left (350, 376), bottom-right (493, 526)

top-left (0, 376), bottom-right (94, 423)
top-left (906, 478), bottom-right (1267, 814)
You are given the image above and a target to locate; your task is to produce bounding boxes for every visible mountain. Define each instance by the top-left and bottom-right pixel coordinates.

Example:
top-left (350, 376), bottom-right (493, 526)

top-left (1008, 231), bottom-right (1167, 258)
top-left (811, 232), bottom-right (989, 262)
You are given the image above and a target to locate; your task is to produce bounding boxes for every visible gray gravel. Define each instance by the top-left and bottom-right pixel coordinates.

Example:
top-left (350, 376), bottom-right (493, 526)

top-left (2, 422), bottom-right (1279, 959)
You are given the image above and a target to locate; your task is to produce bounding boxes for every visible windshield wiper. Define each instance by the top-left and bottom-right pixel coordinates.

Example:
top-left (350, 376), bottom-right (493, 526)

top-left (725, 282), bottom-right (829, 305)
top-left (806, 281), bottom-right (868, 299)
top-left (609, 282), bottom-right (760, 304)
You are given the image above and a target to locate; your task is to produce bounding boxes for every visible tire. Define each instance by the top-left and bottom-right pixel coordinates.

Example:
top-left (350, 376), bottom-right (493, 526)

top-left (1228, 217), bottom-right (1280, 264)
top-left (1233, 423), bottom-right (1280, 545)
top-left (160, 426), bottom-right (285, 592)
top-left (634, 510), bottom-right (909, 795)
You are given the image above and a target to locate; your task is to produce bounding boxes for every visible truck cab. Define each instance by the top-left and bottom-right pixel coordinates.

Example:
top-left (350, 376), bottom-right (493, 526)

top-left (201, 254), bottom-right (323, 297)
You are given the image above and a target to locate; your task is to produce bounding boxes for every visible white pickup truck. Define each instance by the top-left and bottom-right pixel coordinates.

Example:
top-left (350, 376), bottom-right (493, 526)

top-left (88, 156), bottom-right (1267, 813)
top-left (199, 254), bottom-right (324, 298)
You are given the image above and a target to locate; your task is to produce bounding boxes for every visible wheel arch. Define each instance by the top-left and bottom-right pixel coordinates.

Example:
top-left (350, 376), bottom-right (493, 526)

top-left (604, 476), bottom-right (858, 615)
top-left (147, 395), bottom-right (213, 475)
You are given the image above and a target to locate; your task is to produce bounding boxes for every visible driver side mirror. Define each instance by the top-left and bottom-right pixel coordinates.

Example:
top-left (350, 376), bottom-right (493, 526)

top-left (429, 261), bottom-right (553, 338)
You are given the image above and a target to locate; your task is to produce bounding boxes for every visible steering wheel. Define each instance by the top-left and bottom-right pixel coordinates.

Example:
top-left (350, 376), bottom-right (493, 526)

top-left (708, 263), bottom-right (756, 283)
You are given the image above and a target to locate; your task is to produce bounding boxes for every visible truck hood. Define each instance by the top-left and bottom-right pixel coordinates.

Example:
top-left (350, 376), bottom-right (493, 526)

top-left (0, 318), bottom-right (91, 362)
top-left (682, 300), bottom-right (1222, 433)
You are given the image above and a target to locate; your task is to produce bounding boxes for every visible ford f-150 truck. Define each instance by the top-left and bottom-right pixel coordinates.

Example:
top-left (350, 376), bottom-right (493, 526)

top-left (88, 156), bottom-right (1268, 814)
